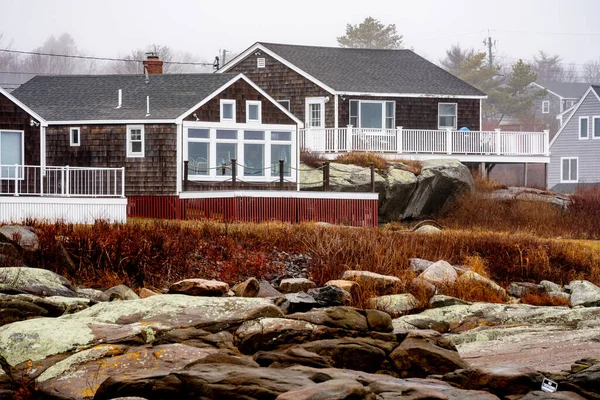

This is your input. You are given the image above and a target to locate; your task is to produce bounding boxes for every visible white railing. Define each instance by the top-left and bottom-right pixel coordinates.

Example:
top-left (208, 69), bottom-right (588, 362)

top-left (0, 165), bottom-right (125, 197)
top-left (299, 126), bottom-right (550, 157)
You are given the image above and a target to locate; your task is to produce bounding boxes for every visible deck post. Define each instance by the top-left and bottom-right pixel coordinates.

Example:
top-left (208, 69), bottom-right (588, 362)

top-left (13, 164), bottom-right (18, 196)
top-left (65, 165), bottom-right (70, 197)
top-left (121, 167), bottom-right (126, 198)
top-left (543, 130), bottom-right (550, 156)
top-left (495, 128), bottom-right (501, 155)
top-left (183, 161), bottom-right (189, 192)
top-left (524, 162), bottom-right (529, 187)
top-left (323, 162), bottom-right (330, 192)
top-left (370, 164), bottom-right (375, 193)
top-left (346, 125), bottom-right (353, 152)
top-left (279, 160), bottom-right (284, 189)
top-left (396, 126), bottom-right (403, 153)
top-left (446, 128), bottom-right (452, 154)
top-left (231, 159), bottom-right (237, 189)
top-left (333, 128), bottom-right (338, 153)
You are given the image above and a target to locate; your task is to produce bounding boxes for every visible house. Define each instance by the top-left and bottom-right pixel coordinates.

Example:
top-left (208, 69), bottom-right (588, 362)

top-left (218, 42), bottom-right (550, 182)
top-left (547, 85), bottom-right (600, 192)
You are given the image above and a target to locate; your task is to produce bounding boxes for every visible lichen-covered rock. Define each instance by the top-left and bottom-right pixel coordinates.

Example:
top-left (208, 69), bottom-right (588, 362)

top-left (419, 260), bottom-right (458, 286)
top-left (507, 282), bottom-right (545, 298)
top-left (76, 288), bottom-right (110, 302)
top-left (456, 271), bottom-right (507, 300)
top-left (569, 280), bottom-right (600, 307)
top-left (429, 295), bottom-right (472, 308)
top-left (168, 279), bottom-right (230, 297)
top-left (0, 267), bottom-right (76, 297)
top-left (105, 284), bottom-right (140, 301)
top-left (287, 307), bottom-right (369, 332)
top-left (0, 225), bottom-right (39, 251)
top-left (368, 294), bottom-right (419, 318)
top-left (341, 270), bottom-right (401, 293)
top-left (279, 278), bottom-right (316, 294)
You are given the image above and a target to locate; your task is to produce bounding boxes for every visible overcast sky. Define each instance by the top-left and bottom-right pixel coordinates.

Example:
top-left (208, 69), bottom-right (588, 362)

top-left (2, 0), bottom-right (600, 69)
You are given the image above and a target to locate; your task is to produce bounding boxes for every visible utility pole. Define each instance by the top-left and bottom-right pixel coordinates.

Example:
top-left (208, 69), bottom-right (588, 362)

top-left (483, 33), bottom-right (494, 66)
top-left (220, 49), bottom-right (231, 67)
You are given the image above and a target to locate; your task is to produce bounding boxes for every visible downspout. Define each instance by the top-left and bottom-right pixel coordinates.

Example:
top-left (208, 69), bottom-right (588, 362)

top-left (479, 99), bottom-right (483, 130)
top-left (176, 122), bottom-right (183, 195)
top-left (40, 123), bottom-right (48, 175)
top-left (334, 94), bottom-right (339, 129)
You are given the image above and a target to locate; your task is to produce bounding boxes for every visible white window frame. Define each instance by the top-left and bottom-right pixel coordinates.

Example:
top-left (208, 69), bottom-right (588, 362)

top-left (220, 99), bottom-right (236, 123)
top-left (126, 125), bottom-right (145, 158)
top-left (579, 116), bottom-right (589, 140)
top-left (0, 129), bottom-right (25, 180)
top-left (542, 100), bottom-right (550, 114)
top-left (277, 100), bottom-right (290, 110)
top-left (593, 116), bottom-right (600, 139)
top-left (560, 157), bottom-right (578, 183)
top-left (305, 97), bottom-right (326, 128)
top-left (349, 99), bottom-right (396, 130)
top-left (438, 103), bottom-right (458, 129)
top-left (246, 100), bottom-right (262, 124)
top-left (70, 127), bottom-right (80, 146)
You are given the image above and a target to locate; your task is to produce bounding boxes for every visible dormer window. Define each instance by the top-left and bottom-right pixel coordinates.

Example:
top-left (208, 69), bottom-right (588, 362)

top-left (246, 100), bottom-right (262, 123)
top-left (70, 127), bottom-right (80, 146)
top-left (220, 99), bottom-right (236, 123)
top-left (257, 58), bottom-right (266, 68)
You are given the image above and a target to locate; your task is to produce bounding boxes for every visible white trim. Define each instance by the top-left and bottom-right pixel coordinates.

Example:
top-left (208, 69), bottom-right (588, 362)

top-left (0, 86), bottom-right (47, 126)
top-left (176, 122), bottom-right (183, 194)
top-left (69, 127), bottom-right (81, 146)
top-left (556, 103), bottom-right (577, 119)
top-left (338, 91), bottom-right (486, 99)
top-left (246, 100), bottom-right (262, 123)
top-left (579, 116), bottom-right (589, 140)
top-left (560, 157), bottom-right (578, 183)
top-left (183, 121), bottom-right (297, 130)
top-left (550, 86), bottom-right (600, 148)
top-left (0, 129), bottom-right (25, 174)
top-left (220, 99), bottom-right (236, 123)
top-left (479, 99), bottom-right (482, 130)
top-left (438, 102), bottom-right (458, 129)
top-left (593, 116), bottom-right (600, 139)
top-left (126, 124), bottom-right (145, 158)
top-left (530, 82), bottom-right (564, 100)
top-left (305, 97), bottom-right (326, 128)
top-left (180, 190), bottom-right (379, 200)
top-left (349, 99), bottom-right (396, 129)
top-left (334, 94), bottom-right (339, 129)
top-left (542, 100), bottom-right (550, 114)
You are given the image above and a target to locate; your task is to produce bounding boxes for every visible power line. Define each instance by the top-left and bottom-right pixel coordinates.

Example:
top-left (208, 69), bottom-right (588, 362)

top-left (0, 48), bottom-right (214, 66)
top-left (493, 29), bottom-right (600, 37)
top-left (495, 55), bottom-right (592, 68)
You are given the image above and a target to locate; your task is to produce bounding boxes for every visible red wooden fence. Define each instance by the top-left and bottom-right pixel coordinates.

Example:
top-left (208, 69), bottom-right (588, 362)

top-left (127, 193), bottom-right (378, 227)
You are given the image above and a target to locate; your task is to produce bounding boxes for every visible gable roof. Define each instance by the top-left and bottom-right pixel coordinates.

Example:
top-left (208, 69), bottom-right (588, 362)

top-left (549, 85), bottom-right (600, 147)
top-left (0, 86), bottom-right (47, 125)
top-left (535, 81), bottom-right (593, 99)
top-left (221, 42), bottom-right (486, 98)
top-left (11, 74), bottom-right (238, 122)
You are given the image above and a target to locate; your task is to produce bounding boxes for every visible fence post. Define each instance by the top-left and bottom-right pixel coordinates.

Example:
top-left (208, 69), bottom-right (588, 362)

top-left (121, 167), bottom-right (126, 198)
top-left (446, 128), bottom-right (452, 154)
top-left (323, 162), bottom-right (330, 192)
top-left (346, 125), bottom-right (353, 152)
top-left (60, 167), bottom-right (65, 196)
top-left (183, 160), bottom-right (189, 191)
top-left (333, 128), bottom-right (338, 153)
top-left (13, 164), bottom-right (18, 196)
top-left (279, 160), bottom-right (284, 189)
top-left (65, 165), bottom-right (70, 197)
top-left (370, 163), bottom-right (375, 193)
top-left (231, 158), bottom-right (237, 189)
top-left (543, 129), bottom-right (550, 156)
top-left (495, 128), bottom-right (501, 155)
top-left (396, 126), bottom-right (403, 154)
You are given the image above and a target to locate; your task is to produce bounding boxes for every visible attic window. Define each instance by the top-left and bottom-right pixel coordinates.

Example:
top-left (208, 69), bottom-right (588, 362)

top-left (257, 58), bottom-right (266, 68)
top-left (70, 127), bottom-right (81, 146)
top-left (542, 101), bottom-right (549, 114)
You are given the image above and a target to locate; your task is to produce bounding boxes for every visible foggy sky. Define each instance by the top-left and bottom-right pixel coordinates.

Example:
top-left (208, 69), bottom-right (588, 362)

top-left (2, 0), bottom-right (599, 69)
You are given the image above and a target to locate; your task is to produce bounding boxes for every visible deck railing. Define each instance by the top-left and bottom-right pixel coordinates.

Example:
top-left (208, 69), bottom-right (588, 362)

top-left (299, 126), bottom-right (550, 157)
top-left (0, 165), bottom-right (125, 197)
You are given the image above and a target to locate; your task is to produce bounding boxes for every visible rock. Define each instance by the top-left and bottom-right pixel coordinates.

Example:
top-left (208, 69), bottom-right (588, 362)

top-left (408, 258), bottom-right (434, 273)
top-left (254, 347), bottom-right (332, 369)
top-left (0, 225), bottom-right (39, 251)
top-left (569, 280), bottom-right (600, 307)
top-left (324, 280), bottom-right (360, 297)
top-left (76, 287), bottom-right (110, 302)
top-left (0, 242), bottom-right (22, 261)
top-left (327, 162), bottom-right (386, 194)
top-left (300, 338), bottom-right (388, 373)
top-left (279, 278), bottom-right (316, 294)
top-left (410, 277), bottom-right (437, 299)
top-left (443, 366), bottom-right (545, 397)
top-left (380, 168), bottom-right (418, 221)
top-left (487, 186), bottom-right (570, 209)
top-left (232, 277), bottom-right (260, 297)
top-left (138, 288), bottom-right (160, 298)
top-left (404, 318), bottom-right (450, 333)
top-left (419, 260), bottom-right (458, 286)
top-left (368, 293), bottom-right (419, 318)
top-left (168, 279), bottom-right (230, 297)
top-left (507, 282), bottom-right (545, 298)
top-left (414, 225), bottom-right (442, 233)
top-left (276, 378), bottom-right (372, 400)
top-left (541, 280), bottom-right (564, 294)
top-left (105, 284), bottom-right (140, 301)
top-left (307, 285), bottom-right (350, 307)
top-left (429, 295), bottom-right (472, 308)
top-left (567, 357), bottom-right (600, 399)
top-left (402, 159), bottom-right (474, 219)
top-left (256, 280), bottom-right (283, 298)
top-left (0, 267), bottom-right (76, 297)
top-left (518, 392), bottom-right (587, 400)
top-left (341, 270), bottom-right (401, 293)
top-left (235, 317), bottom-right (318, 354)
top-left (54, 241), bottom-right (77, 274)
top-left (365, 309), bottom-right (393, 332)
top-left (287, 307), bottom-right (369, 332)
top-left (456, 271), bottom-right (507, 299)
top-left (275, 292), bottom-right (319, 314)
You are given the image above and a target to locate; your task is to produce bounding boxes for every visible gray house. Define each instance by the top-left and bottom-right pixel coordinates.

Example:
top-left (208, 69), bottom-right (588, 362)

top-left (547, 85), bottom-right (600, 192)
top-left (532, 82), bottom-right (591, 138)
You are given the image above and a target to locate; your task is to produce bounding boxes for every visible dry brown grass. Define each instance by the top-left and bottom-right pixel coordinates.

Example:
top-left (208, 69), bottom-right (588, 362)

top-left (335, 152), bottom-right (388, 170)
top-left (300, 150), bottom-right (327, 168)
top-left (396, 159), bottom-right (423, 175)
top-left (473, 173), bottom-right (507, 192)
top-left (520, 292), bottom-right (571, 307)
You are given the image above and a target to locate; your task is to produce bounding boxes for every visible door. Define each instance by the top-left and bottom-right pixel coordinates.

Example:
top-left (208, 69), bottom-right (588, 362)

top-left (305, 97), bottom-right (326, 151)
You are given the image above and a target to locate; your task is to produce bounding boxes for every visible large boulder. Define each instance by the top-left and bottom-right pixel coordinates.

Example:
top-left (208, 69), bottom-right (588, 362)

top-left (419, 260), bottom-right (458, 286)
top-left (0, 267), bottom-right (77, 297)
top-left (380, 168), bottom-right (418, 221)
top-left (279, 278), bottom-right (316, 294)
top-left (0, 225), bottom-right (39, 251)
top-left (368, 294), bottom-right (419, 318)
top-left (487, 187), bottom-right (570, 209)
top-left (341, 270), bottom-right (401, 293)
top-left (443, 366), bottom-right (545, 397)
top-left (569, 280), bottom-right (600, 307)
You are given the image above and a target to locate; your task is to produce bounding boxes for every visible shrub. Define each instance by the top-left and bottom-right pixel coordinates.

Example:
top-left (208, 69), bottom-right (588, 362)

top-left (300, 151), bottom-right (327, 168)
top-left (395, 159), bottom-right (423, 175)
top-left (335, 152), bottom-right (388, 170)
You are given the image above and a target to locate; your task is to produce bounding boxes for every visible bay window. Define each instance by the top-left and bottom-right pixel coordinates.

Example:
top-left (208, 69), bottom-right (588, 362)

top-left (349, 100), bottom-right (395, 129)
top-left (438, 103), bottom-right (457, 129)
top-left (0, 130), bottom-right (23, 179)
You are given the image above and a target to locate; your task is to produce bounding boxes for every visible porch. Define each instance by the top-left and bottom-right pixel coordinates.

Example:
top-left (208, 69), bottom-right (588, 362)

top-left (0, 165), bottom-right (127, 224)
top-left (299, 127), bottom-right (551, 163)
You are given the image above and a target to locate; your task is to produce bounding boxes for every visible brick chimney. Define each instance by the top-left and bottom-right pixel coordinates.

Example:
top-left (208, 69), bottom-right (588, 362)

top-left (143, 52), bottom-right (163, 75)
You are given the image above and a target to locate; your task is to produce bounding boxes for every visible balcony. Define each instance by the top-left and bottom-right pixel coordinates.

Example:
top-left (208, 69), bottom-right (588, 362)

top-left (299, 127), bottom-right (550, 163)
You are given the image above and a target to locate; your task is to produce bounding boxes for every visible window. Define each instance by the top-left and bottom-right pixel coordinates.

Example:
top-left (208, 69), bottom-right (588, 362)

top-left (579, 116), bottom-right (589, 140)
top-left (257, 58), bottom-right (266, 68)
top-left (566, 100), bottom-right (576, 108)
top-left (188, 128), bottom-right (210, 175)
top-left (305, 98), bottom-right (325, 128)
top-left (277, 100), bottom-right (290, 110)
top-left (244, 130), bottom-right (265, 177)
top-left (349, 100), bottom-right (395, 129)
top-left (70, 127), bottom-right (80, 146)
top-left (0, 130), bottom-right (23, 179)
top-left (593, 116), bottom-right (600, 139)
top-left (542, 101), bottom-right (550, 114)
top-left (220, 99), bottom-right (236, 123)
top-left (561, 157), bottom-right (578, 183)
top-left (438, 103), bottom-right (457, 129)
top-left (126, 125), bottom-right (144, 158)
top-left (246, 100), bottom-right (262, 123)
top-left (216, 129), bottom-right (237, 176)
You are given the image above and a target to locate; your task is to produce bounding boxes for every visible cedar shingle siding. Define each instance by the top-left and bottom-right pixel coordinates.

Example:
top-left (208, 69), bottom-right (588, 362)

top-left (45, 124), bottom-right (177, 196)
top-left (0, 92), bottom-right (40, 166)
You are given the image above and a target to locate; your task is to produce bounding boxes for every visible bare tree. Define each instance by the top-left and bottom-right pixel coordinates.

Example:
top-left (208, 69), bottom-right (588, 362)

top-left (19, 33), bottom-right (95, 75)
top-left (531, 51), bottom-right (565, 83)
top-left (110, 44), bottom-right (211, 74)
top-left (583, 60), bottom-right (600, 84)
top-left (440, 44), bottom-right (475, 72)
